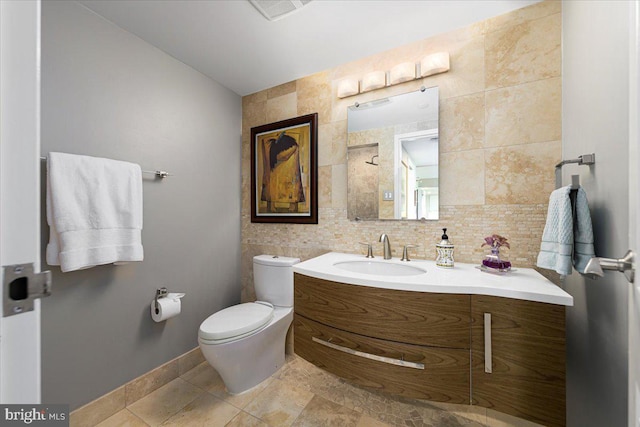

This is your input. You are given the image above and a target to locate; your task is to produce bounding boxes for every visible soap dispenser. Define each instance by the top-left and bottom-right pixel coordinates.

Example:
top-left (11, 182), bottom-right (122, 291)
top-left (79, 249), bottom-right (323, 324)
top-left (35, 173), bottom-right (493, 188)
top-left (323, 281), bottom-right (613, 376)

top-left (435, 228), bottom-right (454, 268)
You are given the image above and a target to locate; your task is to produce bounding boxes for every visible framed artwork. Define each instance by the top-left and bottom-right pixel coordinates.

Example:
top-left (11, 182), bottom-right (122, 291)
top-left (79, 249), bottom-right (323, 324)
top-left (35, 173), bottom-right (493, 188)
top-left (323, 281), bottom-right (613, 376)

top-left (250, 113), bottom-right (318, 224)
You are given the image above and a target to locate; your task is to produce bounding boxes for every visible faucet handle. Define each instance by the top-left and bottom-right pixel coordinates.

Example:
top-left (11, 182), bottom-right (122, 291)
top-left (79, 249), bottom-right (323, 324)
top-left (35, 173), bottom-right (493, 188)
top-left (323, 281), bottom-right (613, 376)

top-left (359, 242), bottom-right (374, 258)
top-left (401, 244), bottom-right (418, 262)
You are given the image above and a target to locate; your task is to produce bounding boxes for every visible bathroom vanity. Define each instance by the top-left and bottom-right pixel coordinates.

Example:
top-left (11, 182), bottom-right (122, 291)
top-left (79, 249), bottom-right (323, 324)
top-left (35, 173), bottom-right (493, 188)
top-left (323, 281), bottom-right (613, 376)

top-left (293, 252), bottom-right (572, 427)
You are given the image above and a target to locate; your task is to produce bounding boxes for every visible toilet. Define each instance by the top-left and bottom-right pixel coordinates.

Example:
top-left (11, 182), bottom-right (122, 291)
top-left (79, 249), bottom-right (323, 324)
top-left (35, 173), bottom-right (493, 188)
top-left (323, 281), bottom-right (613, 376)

top-left (198, 254), bottom-right (299, 394)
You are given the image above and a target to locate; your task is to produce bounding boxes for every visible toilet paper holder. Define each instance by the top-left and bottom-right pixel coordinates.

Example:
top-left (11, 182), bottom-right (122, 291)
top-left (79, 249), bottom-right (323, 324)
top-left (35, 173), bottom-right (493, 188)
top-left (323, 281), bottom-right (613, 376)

top-left (154, 287), bottom-right (168, 315)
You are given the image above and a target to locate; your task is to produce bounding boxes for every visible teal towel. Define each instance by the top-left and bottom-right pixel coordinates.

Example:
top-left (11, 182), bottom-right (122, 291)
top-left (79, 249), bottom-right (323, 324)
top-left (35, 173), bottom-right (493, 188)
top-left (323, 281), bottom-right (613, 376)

top-left (573, 187), bottom-right (595, 273)
top-left (537, 186), bottom-right (573, 275)
top-left (537, 185), bottom-right (595, 276)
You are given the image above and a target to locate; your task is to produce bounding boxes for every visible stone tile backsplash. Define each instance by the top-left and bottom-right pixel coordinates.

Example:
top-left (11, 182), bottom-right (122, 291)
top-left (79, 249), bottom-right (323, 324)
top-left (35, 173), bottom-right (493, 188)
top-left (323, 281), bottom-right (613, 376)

top-left (241, 1), bottom-right (562, 301)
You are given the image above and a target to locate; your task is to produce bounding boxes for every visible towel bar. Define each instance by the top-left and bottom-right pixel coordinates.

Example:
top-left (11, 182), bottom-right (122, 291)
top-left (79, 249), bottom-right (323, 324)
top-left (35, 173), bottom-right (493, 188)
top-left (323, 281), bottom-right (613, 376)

top-left (554, 153), bottom-right (596, 169)
top-left (555, 153), bottom-right (595, 189)
top-left (40, 156), bottom-right (171, 179)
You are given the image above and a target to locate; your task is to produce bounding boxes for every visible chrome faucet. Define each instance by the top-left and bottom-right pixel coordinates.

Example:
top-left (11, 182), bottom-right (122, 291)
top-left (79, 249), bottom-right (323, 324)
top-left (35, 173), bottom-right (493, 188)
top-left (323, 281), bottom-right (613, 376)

top-left (379, 234), bottom-right (392, 260)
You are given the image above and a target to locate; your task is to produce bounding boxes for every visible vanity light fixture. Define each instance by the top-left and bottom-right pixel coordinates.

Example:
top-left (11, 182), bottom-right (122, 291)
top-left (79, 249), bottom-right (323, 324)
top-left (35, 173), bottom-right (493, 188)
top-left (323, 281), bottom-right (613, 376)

top-left (420, 52), bottom-right (450, 77)
top-left (337, 78), bottom-right (359, 98)
top-left (361, 70), bottom-right (387, 93)
top-left (389, 62), bottom-right (416, 85)
top-left (336, 51), bottom-right (450, 98)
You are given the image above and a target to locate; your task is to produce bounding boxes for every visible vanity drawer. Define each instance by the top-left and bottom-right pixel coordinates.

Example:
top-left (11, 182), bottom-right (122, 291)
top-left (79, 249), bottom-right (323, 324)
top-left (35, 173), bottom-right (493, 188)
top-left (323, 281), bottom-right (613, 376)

top-left (294, 314), bottom-right (470, 403)
top-left (294, 273), bottom-right (471, 349)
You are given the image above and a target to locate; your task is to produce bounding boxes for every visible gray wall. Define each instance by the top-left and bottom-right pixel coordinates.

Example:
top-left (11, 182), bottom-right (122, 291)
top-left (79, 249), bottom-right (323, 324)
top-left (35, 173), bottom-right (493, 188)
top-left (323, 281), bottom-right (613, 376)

top-left (562, 2), bottom-right (630, 426)
top-left (41, 1), bottom-right (241, 410)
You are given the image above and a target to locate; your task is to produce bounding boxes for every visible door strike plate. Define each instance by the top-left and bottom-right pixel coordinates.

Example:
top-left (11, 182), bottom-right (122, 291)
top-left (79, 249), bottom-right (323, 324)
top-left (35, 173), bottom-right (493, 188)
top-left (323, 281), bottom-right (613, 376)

top-left (3, 263), bottom-right (51, 317)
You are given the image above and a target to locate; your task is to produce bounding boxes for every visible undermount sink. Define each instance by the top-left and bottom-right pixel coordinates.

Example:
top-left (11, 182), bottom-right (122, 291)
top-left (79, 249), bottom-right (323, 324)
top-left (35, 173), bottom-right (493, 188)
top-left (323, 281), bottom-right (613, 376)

top-left (333, 260), bottom-right (426, 276)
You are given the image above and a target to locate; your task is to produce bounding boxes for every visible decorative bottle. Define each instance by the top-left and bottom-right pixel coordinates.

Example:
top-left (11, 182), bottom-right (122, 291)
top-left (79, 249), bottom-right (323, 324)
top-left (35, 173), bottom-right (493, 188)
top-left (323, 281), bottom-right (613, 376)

top-left (482, 246), bottom-right (512, 272)
top-left (435, 228), bottom-right (454, 268)
top-left (480, 234), bottom-right (512, 272)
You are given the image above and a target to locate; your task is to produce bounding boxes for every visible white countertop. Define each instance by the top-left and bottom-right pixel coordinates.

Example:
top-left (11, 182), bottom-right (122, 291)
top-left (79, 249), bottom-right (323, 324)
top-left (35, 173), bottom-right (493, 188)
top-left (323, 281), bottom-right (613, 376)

top-left (293, 252), bottom-right (573, 306)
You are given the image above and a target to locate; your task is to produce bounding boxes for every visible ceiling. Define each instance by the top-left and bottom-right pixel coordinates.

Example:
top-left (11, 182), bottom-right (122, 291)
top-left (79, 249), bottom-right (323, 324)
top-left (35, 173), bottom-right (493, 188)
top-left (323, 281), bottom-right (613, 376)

top-left (78, 0), bottom-right (540, 97)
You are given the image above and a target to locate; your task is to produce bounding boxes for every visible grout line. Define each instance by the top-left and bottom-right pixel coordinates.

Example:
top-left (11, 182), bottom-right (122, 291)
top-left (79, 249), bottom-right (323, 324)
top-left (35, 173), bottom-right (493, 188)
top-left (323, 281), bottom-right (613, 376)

top-left (124, 409), bottom-right (151, 427)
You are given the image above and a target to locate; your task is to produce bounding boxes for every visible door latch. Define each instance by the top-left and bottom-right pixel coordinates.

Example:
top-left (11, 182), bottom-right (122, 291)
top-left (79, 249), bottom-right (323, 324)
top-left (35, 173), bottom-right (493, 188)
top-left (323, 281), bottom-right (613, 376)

top-left (3, 263), bottom-right (51, 317)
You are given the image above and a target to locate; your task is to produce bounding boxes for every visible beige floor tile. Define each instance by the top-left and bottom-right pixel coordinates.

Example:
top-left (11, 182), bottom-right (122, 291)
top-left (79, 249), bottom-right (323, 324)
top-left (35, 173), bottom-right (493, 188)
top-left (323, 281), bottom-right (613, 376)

top-left (160, 393), bottom-right (240, 427)
top-left (210, 377), bottom-right (273, 410)
top-left (107, 353), bottom-right (546, 427)
top-left (277, 356), bottom-right (375, 414)
top-left (356, 415), bottom-right (393, 427)
top-left (226, 411), bottom-right (270, 427)
top-left (431, 410), bottom-right (486, 427)
top-left (430, 401), bottom-right (487, 425)
top-left (125, 360), bottom-right (179, 406)
top-left (70, 387), bottom-right (126, 427)
top-left (180, 361), bottom-right (221, 390)
top-left (244, 378), bottom-right (314, 426)
top-left (348, 389), bottom-right (465, 427)
top-left (185, 358), bottom-right (274, 409)
top-left (178, 348), bottom-right (205, 376)
top-left (292, 395), bottom-right (360, 427)
top-left (486, 409), bottom-right (545, 427)
top-left (280, 357), bottom-right (433, 420)
top-left (276, 355), bottom-right (343, 394)
top-left (95, 409), bottom-right (148, 427)
top-left (127, 378), bottom-right (204, 427)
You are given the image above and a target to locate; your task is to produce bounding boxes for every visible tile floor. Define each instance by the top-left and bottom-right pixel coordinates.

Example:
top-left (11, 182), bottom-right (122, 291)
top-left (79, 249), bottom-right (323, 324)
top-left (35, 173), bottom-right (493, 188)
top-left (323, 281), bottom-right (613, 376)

top-left (93, 355), bottom-right (543, 427)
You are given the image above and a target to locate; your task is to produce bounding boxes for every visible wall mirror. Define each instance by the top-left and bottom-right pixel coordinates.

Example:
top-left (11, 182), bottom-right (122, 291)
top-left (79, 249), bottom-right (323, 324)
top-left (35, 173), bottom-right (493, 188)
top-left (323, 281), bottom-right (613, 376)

top-left (347, 86), bottom-right (439, 221)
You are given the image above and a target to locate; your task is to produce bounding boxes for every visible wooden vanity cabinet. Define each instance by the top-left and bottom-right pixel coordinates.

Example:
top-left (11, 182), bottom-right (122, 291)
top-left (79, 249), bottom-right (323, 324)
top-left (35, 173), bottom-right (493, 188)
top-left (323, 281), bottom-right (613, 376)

top-left (294, 273), bottom-right (471, 404)
top-left (294, 273), bottom-right (470, 348)
top-left (294, 315), bottom-right (470, 403)
top-left (471, 295), bottom-right (566, 427)
top-left (293, 273), bottom-right (567, 426)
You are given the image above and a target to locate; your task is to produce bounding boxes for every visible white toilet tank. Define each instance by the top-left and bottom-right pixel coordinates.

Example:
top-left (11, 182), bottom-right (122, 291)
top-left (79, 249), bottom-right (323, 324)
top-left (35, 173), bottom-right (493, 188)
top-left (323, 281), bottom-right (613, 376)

top-left (253, 255), bottom-right (300, 307)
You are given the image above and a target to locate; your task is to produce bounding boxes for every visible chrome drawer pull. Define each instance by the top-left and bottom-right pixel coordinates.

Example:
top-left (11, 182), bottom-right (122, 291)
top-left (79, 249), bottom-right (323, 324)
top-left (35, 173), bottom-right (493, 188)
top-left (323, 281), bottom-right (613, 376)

top-left (312, 336), bottom-right (425, 370)
top-left (484, 313), bottom-right (492, 374)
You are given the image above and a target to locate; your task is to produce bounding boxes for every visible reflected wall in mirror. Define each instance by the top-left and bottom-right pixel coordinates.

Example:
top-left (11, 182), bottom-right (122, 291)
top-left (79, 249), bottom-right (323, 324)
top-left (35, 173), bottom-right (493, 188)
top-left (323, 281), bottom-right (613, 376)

top-left (347, 87), bottom-right (439, 221)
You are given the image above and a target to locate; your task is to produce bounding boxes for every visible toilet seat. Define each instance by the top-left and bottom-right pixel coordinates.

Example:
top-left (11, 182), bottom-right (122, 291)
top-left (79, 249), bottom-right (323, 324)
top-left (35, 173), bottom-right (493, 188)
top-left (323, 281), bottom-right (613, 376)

top-left (199, 301), bottom-right (274, 344)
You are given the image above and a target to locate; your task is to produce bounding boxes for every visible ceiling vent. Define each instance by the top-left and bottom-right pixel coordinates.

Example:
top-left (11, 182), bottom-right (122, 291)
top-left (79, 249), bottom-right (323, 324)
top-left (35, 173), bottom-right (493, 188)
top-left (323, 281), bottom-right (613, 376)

top-left (249, 0), bottom-right (313, 21)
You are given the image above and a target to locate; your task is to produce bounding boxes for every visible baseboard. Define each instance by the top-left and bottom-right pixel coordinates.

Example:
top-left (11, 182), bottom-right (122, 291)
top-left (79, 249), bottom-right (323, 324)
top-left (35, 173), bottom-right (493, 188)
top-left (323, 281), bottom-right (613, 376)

top-left (69, 347), bottom-right (204, 427)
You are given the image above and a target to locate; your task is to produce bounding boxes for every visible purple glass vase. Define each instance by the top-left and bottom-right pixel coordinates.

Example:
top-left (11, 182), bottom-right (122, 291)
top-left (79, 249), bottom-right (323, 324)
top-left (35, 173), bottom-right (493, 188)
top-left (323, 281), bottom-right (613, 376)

top-left (482, 246), bottom-right (511, 271)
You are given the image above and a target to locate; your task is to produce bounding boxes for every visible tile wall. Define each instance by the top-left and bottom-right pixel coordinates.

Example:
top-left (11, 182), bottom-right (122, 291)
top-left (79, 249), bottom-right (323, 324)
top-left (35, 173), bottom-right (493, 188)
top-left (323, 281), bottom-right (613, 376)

top-left (241, 1), bottom-right (562, 301)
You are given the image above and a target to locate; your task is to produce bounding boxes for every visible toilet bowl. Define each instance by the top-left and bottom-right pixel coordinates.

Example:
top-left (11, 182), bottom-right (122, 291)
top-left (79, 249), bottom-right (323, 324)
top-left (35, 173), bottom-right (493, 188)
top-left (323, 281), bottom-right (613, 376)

top-left (198, 304), bottom-right (293, 394)
top-left (198, 255), bottom-right (299, 394)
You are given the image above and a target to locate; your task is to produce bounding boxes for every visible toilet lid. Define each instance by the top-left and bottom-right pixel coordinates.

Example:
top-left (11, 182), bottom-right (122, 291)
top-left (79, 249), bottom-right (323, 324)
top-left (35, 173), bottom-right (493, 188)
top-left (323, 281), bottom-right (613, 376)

top-left (199, 302), bottom-right (274, 341)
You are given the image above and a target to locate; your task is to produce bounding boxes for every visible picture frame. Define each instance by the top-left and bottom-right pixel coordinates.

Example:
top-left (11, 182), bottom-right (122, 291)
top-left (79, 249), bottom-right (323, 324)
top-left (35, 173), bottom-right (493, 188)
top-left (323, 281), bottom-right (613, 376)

top-left (250, 113), bottom-right (318, 224)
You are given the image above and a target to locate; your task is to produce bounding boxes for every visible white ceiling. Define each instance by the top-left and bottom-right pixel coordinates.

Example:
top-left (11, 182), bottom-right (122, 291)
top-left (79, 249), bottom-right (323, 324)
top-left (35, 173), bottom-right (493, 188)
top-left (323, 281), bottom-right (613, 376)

top-left (78, 0), bottom-right (540, 97)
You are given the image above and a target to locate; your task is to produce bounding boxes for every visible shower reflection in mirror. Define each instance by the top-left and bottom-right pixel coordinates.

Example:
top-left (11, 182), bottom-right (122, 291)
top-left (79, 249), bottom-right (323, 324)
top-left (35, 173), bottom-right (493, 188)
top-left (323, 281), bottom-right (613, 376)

top-left (347, 86), bottom-right (439, 221)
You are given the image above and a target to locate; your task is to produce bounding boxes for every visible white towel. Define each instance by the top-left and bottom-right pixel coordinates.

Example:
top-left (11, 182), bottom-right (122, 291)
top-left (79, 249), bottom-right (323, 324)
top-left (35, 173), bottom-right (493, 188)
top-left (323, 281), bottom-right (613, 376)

top-left (46, 152), bottom-right (144, 272)
top-left (536, 185), bottom-right (595, 276)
